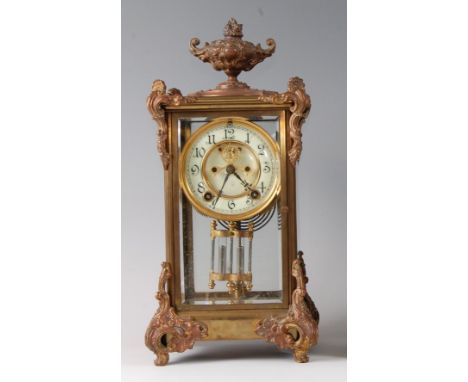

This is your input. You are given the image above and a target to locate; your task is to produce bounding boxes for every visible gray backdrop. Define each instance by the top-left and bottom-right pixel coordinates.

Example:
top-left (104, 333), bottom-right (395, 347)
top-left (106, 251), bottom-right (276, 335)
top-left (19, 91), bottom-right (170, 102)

top-left (122, 0), bottom-right (346, 368)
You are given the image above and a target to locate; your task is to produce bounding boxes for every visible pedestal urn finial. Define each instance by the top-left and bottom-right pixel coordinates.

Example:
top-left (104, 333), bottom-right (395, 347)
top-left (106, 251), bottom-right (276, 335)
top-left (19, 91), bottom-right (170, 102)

top-left (190, 18), bottom-right (276, 90)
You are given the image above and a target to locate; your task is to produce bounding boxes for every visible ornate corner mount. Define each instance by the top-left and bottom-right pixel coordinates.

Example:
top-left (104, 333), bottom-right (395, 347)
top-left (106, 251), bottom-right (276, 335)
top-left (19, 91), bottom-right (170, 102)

top-left (255, 251), bottom-right (319, 363)
top-left (190, 18), bottom-right (276, 91)
top-left (258, 77), bottom-right (311, 167)
top-left (145, 262), bottom-right (208, 366)
top-left (147, 80), bottom-right (195, 170)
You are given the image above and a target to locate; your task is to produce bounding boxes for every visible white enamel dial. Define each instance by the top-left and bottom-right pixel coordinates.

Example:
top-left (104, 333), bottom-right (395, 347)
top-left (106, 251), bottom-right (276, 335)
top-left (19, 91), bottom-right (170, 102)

top-left (179, 118), bottom-right (280, 220)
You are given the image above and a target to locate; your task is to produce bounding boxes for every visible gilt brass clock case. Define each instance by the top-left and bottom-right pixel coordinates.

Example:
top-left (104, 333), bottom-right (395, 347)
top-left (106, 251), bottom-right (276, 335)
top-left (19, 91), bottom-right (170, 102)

top-left (178, 116), bottom-right (281, 221)
top-left (145, 18), bottom-right (319, 366)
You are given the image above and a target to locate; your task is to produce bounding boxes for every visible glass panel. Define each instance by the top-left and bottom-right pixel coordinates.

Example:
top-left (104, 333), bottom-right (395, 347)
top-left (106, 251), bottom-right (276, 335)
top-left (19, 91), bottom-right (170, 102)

top-left (178, 115), bottom-right (282, 305)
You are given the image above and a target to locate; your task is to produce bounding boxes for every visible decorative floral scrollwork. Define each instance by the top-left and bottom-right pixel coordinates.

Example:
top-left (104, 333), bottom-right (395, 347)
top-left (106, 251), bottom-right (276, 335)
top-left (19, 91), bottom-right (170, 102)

top-left (145, 262), bottom-right (208, 366)
top-left (255, 251), bottom-right (319, 363)
top-left (147, 80), bottom-right (195, 169)
top-left (190, 18), bottom-right (276, 90)
top-left (259, 77), bottom-right (311, 167)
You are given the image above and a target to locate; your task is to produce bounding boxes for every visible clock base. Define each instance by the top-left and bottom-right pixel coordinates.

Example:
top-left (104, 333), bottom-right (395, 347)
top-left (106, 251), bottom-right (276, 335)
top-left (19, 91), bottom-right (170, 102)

top-left (255, 251), bottom-right (320, 363)
top-left (145, 256), bottom-right (319, 365)
top-left (145, 262), bottom-right (208, 366)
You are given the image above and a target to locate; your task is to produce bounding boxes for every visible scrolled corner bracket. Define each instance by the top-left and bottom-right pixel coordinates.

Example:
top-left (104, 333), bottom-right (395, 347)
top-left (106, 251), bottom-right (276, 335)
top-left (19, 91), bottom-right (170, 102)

top-left (147, 80), bottom-right (195, 170)
top-left (145, 262), bottom-right (208, 366)
top-left (258, 77), bottom-right (311, 167)
top-left (189, 18), bottom-right (276, 90)
top-left (255, 251), bottom-right (319, 363)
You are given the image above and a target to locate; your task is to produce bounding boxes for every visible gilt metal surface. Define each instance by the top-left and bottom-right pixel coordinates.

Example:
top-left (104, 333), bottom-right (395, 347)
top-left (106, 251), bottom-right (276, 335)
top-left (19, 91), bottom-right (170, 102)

top-left (259, 77), bottom-right (311, 166)
top-left (190, 18), bottom-right (275, 93)
top-left (147, 80), bottom-right (195, 169)
top-left (255, 252), bottom-right (319, 363)
top-left (145, 262), bottom-right (208, 366)
top-left (145, 18), bottom-right (317, 365)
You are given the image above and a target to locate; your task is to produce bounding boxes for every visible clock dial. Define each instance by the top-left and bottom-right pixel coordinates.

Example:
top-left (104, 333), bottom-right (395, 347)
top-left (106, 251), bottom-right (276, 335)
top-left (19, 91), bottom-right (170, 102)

top-left (179, 117), bottom-right (280, 220)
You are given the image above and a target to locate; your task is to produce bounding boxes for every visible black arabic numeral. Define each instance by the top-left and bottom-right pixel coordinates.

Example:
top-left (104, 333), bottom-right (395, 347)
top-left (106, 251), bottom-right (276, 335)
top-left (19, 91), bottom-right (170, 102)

top-left (224, 128), bottom-right (235, 140)
top-left (197, 182), bottom-right (205, 194)
top-left (195, 147), bottom-right (206, 158)
top-left (228, 200), bottom-right (236, 210)
top-left (190, 164), bottom-right (200, 175)
top-left (258, 144), bottom-right (265, 155)
top-left (263, 162), bottom-right (271, 173)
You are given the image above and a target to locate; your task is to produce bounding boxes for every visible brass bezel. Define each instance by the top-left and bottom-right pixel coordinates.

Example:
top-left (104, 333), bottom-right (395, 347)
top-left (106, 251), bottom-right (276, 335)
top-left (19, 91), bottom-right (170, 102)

top-left (178, 116), bottom-right (281, 221)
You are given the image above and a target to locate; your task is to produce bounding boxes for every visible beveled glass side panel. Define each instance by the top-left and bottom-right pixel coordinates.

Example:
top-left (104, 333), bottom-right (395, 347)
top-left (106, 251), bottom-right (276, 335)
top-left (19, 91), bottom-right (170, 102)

top-left (178, 115), bottom-right (283, 305)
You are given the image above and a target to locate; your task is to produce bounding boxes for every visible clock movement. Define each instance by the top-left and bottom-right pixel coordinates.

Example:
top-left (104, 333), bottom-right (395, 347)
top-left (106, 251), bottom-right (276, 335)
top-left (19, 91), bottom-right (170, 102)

top-left (145, 18), bottom-right (319, 366)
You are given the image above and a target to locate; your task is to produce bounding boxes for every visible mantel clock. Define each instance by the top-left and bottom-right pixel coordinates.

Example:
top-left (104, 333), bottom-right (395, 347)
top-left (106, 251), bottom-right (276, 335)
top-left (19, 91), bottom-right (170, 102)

top-left (145, 18), bottom-right (319, 366)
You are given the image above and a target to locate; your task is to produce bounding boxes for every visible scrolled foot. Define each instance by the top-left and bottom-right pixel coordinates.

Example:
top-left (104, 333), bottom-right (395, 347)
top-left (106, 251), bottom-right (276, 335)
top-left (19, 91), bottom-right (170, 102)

top-left (293, 349), bottom-right (309, 363)
top-left (154, 351), bottom-right (169, 366)
top-left (145, 262), bottom-right (208, 366)
top-left (255, 252), bottom-right (319, 363)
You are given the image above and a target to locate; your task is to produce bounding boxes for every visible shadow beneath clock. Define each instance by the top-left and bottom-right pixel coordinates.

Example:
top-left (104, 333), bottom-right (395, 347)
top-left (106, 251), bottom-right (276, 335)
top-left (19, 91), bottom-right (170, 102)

top-left (170, 337), bottom-right (346, 364)
top-left (312, 341), bottom-right (347, 359)
top-left (170, 341), bottom-right (291, 364)
top-left (312, 316), bottom-right (347, 359)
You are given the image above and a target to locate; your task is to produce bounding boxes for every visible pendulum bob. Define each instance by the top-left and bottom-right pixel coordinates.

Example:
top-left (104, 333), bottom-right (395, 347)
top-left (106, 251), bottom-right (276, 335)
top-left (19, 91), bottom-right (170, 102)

top-left (208, 220), bottom-right (254, 298)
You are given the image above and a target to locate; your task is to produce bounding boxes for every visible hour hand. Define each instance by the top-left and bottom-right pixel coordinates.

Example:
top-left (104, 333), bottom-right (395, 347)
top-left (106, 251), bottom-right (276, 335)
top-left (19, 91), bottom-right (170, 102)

top-left (233, 171), bottom-right (252, 190)
top-left (233, 171), bottom-right (260, 199)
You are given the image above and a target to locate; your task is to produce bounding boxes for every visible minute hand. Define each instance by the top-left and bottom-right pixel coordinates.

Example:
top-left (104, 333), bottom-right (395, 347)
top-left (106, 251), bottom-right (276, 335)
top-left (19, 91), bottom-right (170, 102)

top-left (213, 173), bottom-right (231, 207)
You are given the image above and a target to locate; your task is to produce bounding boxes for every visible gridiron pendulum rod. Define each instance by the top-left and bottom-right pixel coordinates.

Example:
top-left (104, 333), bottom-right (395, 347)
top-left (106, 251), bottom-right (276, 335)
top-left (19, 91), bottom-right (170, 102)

top-left (210, 220), bottom-right (216, 272)
top-left (228, 247), bottom-right (233, 273)
top-left (229, 236), bottom-right (234, 273)
top-left (229, 222), bottom-right (235, 273)
top-left (228, 232), bottom-right (233, 273)
top-left (238, 233), bottom-right (244, 274)
top-left (248, 223), bottom-right (253, 273)
top-left (248, 239), bottom-right (252, 272)
top-left (211, 239), bottom-right (215, 272)
top-left (219, 245), bottom-right (226, 274)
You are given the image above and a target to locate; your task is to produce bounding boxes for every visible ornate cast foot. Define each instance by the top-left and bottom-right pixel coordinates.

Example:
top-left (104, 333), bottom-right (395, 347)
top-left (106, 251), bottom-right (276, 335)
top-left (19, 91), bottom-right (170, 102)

top-left (255, 251), bottom-right (319, 363)
top-left (145, 262), bottom-right (208, 366)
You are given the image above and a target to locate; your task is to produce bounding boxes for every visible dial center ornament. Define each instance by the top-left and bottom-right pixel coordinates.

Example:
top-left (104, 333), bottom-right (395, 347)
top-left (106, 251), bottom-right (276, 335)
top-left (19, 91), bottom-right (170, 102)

top-left (202, 140), bottom-right (261, 199)
top-left (179, 117), bottom-right (280, 220)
